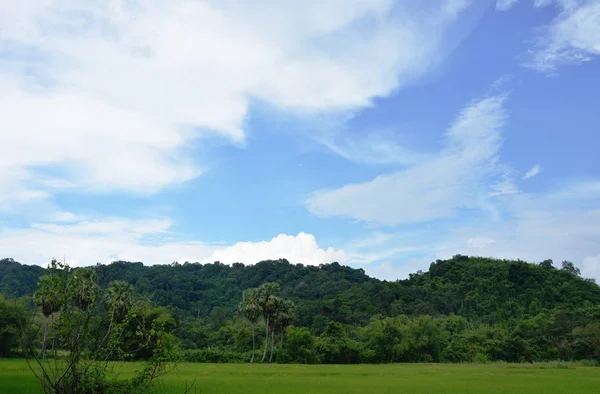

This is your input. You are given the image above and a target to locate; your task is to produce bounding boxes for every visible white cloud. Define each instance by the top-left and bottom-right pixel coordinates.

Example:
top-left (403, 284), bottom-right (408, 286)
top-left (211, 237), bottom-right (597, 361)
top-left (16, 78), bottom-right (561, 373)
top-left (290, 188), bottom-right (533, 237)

top-left (489, 178), bottom-right (519, 196)
top-left (341, 180), bottom-right (600, 282)
top-left (363, 258), bottom-right (432, 281)
top-left (48, 211), bottom-right (87, 223)
top-left (0, 218), bottom-right (345, 267)
top-left (433, 180), bottom-right (600, 281)
top-left (581, 254), bottom-right (600, 282)
top-left (496, 0), bottom-right (521, 11)
top-left (467, 236), bottom-right (496, 248)
top-left (0, 169), bottom-right (50, 211)
top-left (0, 0), bottom-right (473, 206)
top-left (523, 164), bottom-right (542, 179)
top-left (201, 232), bottom-right (348, 266)
top-left (349, 232), bottom-right (397, 249)
top-left (319, 129), bottom-right (429, 166)
top-left (306, 94), bottom-right (508, 226)
top-left (525, 0), bottom-right (600, 72)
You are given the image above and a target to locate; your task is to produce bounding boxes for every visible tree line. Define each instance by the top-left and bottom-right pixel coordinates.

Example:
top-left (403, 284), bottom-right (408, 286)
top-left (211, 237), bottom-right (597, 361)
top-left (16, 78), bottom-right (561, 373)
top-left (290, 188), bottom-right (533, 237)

top-left (1, 255), bottom-right (599, 367)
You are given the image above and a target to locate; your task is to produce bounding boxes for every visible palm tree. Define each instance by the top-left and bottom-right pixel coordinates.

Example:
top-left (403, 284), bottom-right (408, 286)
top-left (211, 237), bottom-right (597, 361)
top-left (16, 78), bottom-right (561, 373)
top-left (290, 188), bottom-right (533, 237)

top-left (105, 280), bottom-right (135, 322)
top-left (269, 299), bottom-right (295, 363)
top-left (97, 281), bottom-right (135, 357)
top-left (239, 288), bottom-right (261, 362)
top-left (71, 268), bottom-right (99, 311)
top-left (256, 283), bottom-right (280, 363)
top-left (34, 259), bottom-right (67, 359)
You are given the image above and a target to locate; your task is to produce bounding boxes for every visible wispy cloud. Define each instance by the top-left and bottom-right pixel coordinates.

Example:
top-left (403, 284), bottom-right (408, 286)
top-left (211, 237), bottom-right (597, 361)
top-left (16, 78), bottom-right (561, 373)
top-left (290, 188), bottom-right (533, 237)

top-left (320, 131), bottom-right (428, 166)
top-left (488, 178), bottom-right (520, 196)
top-left (337, 180), bottom-right (600, 281)
top-left (47, 211), bottom-right (88, 223)
top-left (524, 0), bottom-right (600, 72)
top-left (433, 180), bottom-right (600, 280)
top-left (306, 94), bottom-right (508, 226)
top-left (496, 0), bottom-right (521, 11)
top-left (523, 164), bottom-right (542, 179)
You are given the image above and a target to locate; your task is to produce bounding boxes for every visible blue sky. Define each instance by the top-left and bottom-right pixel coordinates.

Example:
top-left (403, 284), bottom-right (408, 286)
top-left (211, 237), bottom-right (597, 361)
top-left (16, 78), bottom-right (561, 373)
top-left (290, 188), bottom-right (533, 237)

top-left (1, 0), bottom-right (600, 280)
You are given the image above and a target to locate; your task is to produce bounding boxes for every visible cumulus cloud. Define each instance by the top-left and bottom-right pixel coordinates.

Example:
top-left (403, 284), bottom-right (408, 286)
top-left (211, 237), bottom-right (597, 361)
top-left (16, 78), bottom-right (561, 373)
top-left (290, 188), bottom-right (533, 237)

top-left (0, 217), bottom-right (345, 267)
top-left (306, 94), bottom-right (508, 226)
top-left (201, 232), bottom-right (348, 266)
top-left (523, 164), bottom-right (542, 179)
top-left (0, 0), bottom-right (472, 207)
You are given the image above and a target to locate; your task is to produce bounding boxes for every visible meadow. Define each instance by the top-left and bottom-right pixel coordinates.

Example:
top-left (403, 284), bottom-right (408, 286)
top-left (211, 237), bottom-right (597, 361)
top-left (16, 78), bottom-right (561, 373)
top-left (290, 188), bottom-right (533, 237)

top-left (0, 359), bottom-right (599, 394)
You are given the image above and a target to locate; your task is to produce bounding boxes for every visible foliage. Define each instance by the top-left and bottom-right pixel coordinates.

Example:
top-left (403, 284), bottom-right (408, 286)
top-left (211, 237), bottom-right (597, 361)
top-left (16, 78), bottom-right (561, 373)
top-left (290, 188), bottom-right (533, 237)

top-left (179, 348), bottom-right (250, 363)
top-left (238, 282), bottom-right (296, 363)
top-left (314, 322), bottom-right (361, 364)
top-left (2, 255), bottom-right (600, 365)
top-left (284, 326), bottom-right (315, 363)
top-left (0, 295), bottom-right (27, 357)
top-left (22, 259), bottom-right (180, 393)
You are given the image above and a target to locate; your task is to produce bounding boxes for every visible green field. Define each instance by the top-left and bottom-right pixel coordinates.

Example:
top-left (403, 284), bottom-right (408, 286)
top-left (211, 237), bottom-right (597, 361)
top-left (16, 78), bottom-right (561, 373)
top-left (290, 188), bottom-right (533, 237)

top-left (0, 359), bottom-right (598, 393)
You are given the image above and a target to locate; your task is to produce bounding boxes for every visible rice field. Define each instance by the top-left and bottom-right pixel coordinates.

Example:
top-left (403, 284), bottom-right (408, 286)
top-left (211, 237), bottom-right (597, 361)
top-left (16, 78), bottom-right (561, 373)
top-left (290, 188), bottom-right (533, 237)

top-left (0, 359), bottom-right (598, 393)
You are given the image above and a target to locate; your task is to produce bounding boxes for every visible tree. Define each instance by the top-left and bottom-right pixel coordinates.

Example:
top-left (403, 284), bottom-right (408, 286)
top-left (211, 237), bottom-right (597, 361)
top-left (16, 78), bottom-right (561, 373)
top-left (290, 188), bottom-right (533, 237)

top-left (285, 326), bottom-right (315, 363)
top-left (0, 295), bottom-right (26, 356)
top-left (539, 259), bottom-right (554, 269)
top-left (315, 321), bottom-right (361, 364)
top-left (24, 260), bottom-right (179, 394)
top-left (269, 298), bottom-right (295, 362)
top-left (238, 284), bottom-right (296, 363)
top-left (238, 288), bottom-right (261, 362)
top-left (2, 254), bottom-right (599, 365)
top-left (572, 322), bottom-right (600, 360)
top-left (105, 280), bottom-right (135, 322)
top-left (561, 261), bottom-right (581, 276)
top-left (255, 282), bottom-right (280, 363)
top-left (72, 268), bottom-right (99, 311)
top-left (34, 259), bottom-right (68, 359)
top-left (360, 315), bottom-right (407, 363)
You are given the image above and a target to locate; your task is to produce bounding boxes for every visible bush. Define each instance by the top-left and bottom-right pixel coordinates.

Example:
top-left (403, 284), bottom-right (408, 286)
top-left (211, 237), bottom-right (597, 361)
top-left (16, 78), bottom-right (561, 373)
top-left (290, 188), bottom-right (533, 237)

top-left (180, 347), bottom-right (251, 363)
top-left (284, 326), bottom-right (315, 363)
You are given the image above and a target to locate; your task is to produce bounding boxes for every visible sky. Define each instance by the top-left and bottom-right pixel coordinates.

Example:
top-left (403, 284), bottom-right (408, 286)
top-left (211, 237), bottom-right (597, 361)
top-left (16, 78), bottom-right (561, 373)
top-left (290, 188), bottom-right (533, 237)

top-left (1, 0), bottom-right (600, 281)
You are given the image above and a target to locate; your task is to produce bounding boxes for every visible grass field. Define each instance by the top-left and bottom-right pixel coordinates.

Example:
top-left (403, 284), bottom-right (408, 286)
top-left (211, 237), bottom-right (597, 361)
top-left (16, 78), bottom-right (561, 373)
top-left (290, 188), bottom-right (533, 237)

top-left (0, 359), bottom-right (598, 393)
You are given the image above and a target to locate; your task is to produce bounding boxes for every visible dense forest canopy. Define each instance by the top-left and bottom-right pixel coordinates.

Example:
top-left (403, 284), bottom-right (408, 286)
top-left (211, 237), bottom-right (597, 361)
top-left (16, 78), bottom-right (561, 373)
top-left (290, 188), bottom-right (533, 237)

top-left (1, 255), bottom-right (599, 364)
top-left (2, 256), bottom-right (598, 324)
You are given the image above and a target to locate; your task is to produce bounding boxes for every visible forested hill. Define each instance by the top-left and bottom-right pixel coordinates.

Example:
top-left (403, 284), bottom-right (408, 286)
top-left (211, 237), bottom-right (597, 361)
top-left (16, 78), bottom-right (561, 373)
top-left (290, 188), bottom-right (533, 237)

top-left (1, 256), bottom-right (599, 328)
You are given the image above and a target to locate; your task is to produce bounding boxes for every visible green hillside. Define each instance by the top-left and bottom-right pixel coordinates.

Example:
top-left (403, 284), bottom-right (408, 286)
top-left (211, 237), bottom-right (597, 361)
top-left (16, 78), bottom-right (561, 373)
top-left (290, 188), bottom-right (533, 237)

top-left (1, 255), bottom-right (599, 363)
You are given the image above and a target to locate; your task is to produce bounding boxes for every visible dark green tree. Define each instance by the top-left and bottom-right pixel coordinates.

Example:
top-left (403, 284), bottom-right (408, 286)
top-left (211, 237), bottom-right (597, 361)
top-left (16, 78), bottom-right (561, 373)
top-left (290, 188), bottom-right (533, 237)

top-left (256, 283), bottom-right (280, 363)
top-left (24, 260), bottom-right (179, 394)
top-left (561, 261), bottom-right (581, 276)
top-left (238, 288), bottom-right (261, 362)
top-left (0, 295), bottom-right (26, 356)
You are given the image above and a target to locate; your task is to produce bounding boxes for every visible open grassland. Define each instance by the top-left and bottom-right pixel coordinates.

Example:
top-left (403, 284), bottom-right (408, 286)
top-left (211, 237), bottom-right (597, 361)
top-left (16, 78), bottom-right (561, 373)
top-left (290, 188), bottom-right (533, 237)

top-left (0, 359), bottom-right (598, 393)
